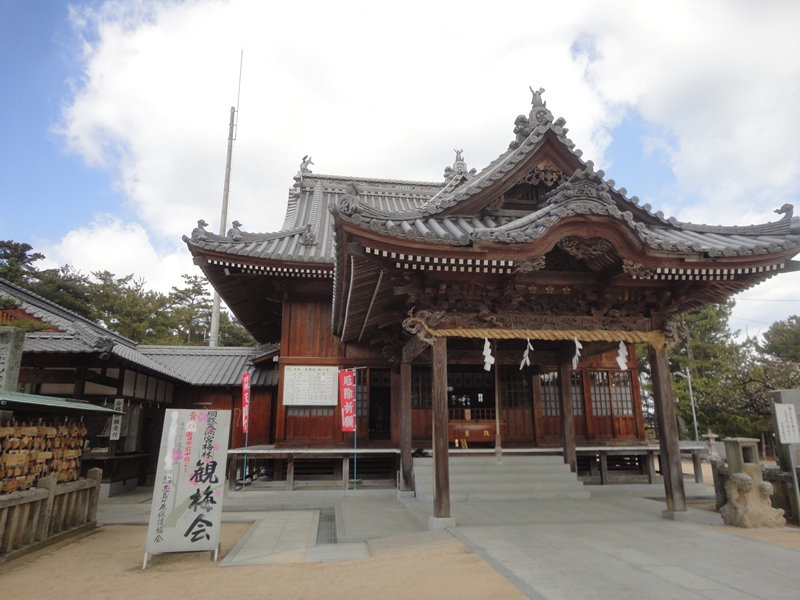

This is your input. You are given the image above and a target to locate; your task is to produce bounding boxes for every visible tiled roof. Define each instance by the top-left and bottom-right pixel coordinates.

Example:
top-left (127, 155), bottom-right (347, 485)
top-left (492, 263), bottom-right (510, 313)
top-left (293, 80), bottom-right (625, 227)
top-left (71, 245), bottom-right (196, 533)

top-left (185, 96), bottom-right (799, 267)
top-left (183, 174), bottom-right (442, 265)
top-left (2, 279), bottom-right (278, 385)
top-left (331, 164), bottom-right (799, 256)
top-left (138, 345), bottom-right (279, 386)
top-left (0, 278), bottom-right (136, 345)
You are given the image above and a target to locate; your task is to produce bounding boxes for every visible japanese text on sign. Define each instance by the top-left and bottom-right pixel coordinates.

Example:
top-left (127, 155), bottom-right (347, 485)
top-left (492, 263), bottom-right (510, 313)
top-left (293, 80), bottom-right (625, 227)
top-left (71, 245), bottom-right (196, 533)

top-left (242, 371), bottom-right (251, 434)
top-left (110, 398), bottom-right (124, 441)
top-left (339, 369), bottom-right (356, 432)
top-left (283, 366), bottom-right (338, 406)
top-left (145, 409), bottom-right (231, 557)
top-left (775, 403), bottom-right (800, 444)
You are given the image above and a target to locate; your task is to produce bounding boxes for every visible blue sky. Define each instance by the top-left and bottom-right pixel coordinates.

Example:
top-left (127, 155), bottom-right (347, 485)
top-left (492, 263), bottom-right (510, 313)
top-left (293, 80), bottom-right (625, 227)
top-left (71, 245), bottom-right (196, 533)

top-left (1, 0), bottom-right (799, 338)
top-left (1, 2), bottom-right (121, 238)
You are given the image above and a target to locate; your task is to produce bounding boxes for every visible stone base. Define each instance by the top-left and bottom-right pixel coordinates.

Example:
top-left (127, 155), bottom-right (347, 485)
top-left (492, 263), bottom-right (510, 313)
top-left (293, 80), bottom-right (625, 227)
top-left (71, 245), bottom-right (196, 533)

top-left (662, 509), bottom-right (690, 521)
top-left (428, 516), bottom-right (456, 531)
top-left (396, 489), bottom-right (415, 499)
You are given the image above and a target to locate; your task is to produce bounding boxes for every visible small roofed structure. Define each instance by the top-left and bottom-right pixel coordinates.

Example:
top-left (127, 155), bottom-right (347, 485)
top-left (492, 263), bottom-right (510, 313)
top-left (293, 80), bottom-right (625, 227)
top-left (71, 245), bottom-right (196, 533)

top-left (0, 279), bottom-right (278, 496)
top-left (184, 90), bottom-right (800, 519)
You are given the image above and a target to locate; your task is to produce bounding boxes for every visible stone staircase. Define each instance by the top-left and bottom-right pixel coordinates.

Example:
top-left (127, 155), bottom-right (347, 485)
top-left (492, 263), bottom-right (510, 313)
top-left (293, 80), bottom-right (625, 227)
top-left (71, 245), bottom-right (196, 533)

top-left (413, 454), bottom-right (590, 502)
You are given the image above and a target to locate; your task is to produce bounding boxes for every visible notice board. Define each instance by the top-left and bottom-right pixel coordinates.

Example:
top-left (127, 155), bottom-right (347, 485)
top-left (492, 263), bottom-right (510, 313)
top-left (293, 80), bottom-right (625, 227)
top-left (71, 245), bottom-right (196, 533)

top-left (283, 366), bottom-right (338, 406)
top-left (145, 409), bottom-right (231, 565)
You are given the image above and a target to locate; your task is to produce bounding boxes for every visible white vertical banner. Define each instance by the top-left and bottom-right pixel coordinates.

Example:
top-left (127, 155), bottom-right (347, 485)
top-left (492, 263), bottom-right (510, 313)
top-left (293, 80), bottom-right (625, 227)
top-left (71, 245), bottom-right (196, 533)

top-left (144, 409), bottom-right (231, 566)
top-left (109, 398), bottom-right (124, 441)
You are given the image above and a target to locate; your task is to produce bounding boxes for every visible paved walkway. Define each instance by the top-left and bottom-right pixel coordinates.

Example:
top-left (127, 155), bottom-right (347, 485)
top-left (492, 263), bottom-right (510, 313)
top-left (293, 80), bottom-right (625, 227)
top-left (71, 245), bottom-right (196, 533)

top-left (98, 481), bottom-right (800, 599)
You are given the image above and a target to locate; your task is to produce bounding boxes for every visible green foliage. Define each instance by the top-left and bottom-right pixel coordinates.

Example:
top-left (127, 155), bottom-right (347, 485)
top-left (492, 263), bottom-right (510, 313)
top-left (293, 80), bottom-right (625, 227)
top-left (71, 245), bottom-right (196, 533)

top-left (218, 310), bottom-right (257, 347)
top-left (28, 265), bottom-right (95, 319)
top-left (0, 240), bottom-right (44, 284)
top-left (761, 315), bottom-right (800, 363)
top-left (668, 304), bottom-right (800, 443)
top-left (89, 271), bottom-right (174, 343)
top-left (1, 240), bottom-right (257, 348)
top-left (168, 275), bottom-right (213, 344)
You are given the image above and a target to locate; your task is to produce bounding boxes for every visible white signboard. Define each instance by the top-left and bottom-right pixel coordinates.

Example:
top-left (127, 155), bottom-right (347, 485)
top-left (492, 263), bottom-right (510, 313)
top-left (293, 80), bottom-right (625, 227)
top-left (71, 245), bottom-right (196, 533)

top-left (144, 409), bottom-right (231, 566)
top-left (109, 398), bottom-right (124, 441)
top-left (775, 403), bottom-right (800, 444)
top-left (283, 366), bottom-right (338, 406)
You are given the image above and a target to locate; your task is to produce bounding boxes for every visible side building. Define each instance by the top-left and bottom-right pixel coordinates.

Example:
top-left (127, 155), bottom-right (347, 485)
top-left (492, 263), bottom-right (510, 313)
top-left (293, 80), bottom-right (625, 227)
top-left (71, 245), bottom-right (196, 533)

top-left (0, 278), bottom-right (276, 497)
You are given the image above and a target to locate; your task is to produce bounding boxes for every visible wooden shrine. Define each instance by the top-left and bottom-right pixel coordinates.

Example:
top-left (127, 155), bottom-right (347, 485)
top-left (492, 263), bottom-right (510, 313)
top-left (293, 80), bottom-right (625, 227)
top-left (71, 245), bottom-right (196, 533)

top-left (184, 90), bottom-right (800, 517)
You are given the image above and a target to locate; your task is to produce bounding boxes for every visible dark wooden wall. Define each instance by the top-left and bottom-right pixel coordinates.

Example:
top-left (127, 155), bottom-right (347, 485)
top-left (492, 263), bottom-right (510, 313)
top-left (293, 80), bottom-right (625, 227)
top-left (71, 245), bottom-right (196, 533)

top-left (173, 385), bottom-right (273, 449)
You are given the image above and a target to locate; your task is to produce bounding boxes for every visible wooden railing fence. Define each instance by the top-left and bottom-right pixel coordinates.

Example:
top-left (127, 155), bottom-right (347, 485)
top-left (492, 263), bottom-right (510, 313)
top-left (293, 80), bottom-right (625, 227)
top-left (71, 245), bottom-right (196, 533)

top-left (0, 467), bottom-right (102, 564)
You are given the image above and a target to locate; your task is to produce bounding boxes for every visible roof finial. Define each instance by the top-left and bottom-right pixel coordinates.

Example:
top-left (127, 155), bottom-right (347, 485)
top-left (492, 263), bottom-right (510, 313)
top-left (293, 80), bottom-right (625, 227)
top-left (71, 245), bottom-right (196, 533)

top-left (444, 149), bottom-right (476, 180)
top-left (529, 86), bottom-right (546, 108)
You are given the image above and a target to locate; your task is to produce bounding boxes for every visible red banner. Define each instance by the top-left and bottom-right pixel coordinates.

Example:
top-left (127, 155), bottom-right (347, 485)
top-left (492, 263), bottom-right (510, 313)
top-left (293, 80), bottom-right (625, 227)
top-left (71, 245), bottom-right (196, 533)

top-left (242, 371), bottom-right (251, 434)
top-left (339, 369), bottom-right (356, 432)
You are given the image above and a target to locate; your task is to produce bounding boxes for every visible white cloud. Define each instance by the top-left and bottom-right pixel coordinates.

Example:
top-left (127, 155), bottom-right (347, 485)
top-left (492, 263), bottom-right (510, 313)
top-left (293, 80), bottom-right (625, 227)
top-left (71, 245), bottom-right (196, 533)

top-left (51, 0), bottom-right (800, 330)
top-left (39, 214), bottom-right (191, 293)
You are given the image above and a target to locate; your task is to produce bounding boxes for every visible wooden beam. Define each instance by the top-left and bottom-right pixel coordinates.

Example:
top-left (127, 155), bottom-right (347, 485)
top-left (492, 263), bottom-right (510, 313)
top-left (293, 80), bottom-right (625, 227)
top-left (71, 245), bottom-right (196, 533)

top-left (431, 337), bottom-right (450, 518)
top-left (403, 335), bottom-right (431, 363)
top-left (399, 361), bottom-right (413, 491)
top-left (649, 344), bottom-right (687, 512)
top-left (558, 357), bottom-right (577, 472)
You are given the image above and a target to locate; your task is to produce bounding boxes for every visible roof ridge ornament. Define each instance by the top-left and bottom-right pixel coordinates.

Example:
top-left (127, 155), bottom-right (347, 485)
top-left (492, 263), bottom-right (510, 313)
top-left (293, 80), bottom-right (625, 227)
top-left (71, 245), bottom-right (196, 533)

top-left (299, 224), bottom-right (318, 246)
top-left (332, 181), bottom-right (361, 217)
top-left (775, 203), bottom-right (794, 220)
top-left (191, 219), bottom-right (209, 241)
top-left (227, 220), bottom-right (243, 241)
top-left (509, 87), bottom-right (554, 150)
top-left (530, 86), bottom-right (546, 109)
top-left (443, 149), bottom-right (477, 181)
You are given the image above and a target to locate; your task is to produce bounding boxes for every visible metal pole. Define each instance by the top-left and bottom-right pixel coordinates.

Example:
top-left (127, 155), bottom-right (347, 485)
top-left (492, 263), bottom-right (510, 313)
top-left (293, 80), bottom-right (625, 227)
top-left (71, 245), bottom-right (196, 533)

top-left (241, 427), bottom-right (249, 489)
top-left (675, 369), bottom-right (699, 442)
top-left (353, 390), bottom-right (357, 491)
top-left (789, 445), bottom-right (800, 522)
top-left (493, 341), bottom-right (502, 464)
top-left (685, 368), bottom-right (699, 442)
top-left (208, 106), bottom-right (237, 348)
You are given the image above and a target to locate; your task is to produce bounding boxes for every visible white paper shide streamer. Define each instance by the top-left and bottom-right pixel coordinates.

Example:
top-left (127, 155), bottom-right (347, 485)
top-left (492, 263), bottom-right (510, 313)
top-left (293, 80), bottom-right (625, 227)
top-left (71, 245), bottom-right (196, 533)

top-left (572, 337), bottom-right (583, 369)
top-left (483, 338), bottom-right (495, 371)
top-left (616, 340), bottom-right (629, 370)
top-left (520, 338), bottom-right (533, 370)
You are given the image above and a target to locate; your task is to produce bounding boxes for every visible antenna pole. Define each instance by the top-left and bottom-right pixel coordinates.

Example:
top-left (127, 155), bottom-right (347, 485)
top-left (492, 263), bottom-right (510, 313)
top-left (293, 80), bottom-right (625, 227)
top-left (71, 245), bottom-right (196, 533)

top-left (209, 50), bottom-right (244, 347)
top-left (208, 106), bottom-right (236, 347)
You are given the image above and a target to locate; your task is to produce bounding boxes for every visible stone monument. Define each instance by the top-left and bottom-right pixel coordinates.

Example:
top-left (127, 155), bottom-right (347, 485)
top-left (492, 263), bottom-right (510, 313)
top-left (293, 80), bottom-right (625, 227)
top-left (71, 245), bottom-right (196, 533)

top-left (0, 326), bottom-right (25, 391)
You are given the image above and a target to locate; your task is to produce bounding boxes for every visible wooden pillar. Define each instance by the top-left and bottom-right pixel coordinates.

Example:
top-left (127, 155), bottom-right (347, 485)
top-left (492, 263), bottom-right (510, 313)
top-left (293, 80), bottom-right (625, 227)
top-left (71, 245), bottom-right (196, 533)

top-left (400, 361), bottom-right (413, 491)
top-left (558, 358), bottom-right (577, 472)
top-left (274, 364), bottom-right (287, 443)
top-left (649, 345), bottom-right (687, 512)
top-left (431, 337), bottom-right (450, 518)
top-left (342, 456), bottom-right (350, 491)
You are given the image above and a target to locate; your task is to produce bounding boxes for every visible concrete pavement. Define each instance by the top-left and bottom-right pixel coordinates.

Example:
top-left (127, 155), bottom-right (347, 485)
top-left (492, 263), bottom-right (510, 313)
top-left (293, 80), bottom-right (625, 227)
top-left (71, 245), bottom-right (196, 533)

top-left (97, 481), bottom-right (800, 599)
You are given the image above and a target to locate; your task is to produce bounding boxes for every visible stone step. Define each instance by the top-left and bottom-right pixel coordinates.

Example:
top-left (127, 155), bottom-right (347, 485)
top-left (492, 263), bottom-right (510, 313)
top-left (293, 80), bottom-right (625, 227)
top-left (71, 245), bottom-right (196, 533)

top-left (412, 476), bottom-right (584, 489)
top-left (413, 455), bottom-right (566, 465)
top-left (415, 489), bottom-right (591, 503)
top-left (412, 455), bottom-right (589, 502)
top-left (412, 464), bottom-right (573, 476)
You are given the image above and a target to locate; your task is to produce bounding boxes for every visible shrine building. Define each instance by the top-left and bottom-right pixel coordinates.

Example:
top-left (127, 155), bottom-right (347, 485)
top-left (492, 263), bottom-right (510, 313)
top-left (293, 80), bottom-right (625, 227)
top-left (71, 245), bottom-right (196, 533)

top-left (183, 90), bottom-right (800, 519)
